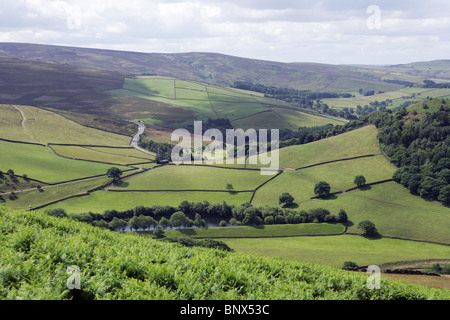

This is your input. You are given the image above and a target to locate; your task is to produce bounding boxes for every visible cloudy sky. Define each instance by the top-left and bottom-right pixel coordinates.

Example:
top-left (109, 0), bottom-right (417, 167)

top-left (1, 0), bottom-right (449, 65)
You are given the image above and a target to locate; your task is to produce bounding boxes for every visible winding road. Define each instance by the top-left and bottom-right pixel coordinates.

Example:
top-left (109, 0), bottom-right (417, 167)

top-left (127, 120), bottom-right (157, 156)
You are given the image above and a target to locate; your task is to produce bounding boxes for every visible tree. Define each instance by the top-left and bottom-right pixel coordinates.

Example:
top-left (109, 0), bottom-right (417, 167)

top-left (169, 211), bottom-right (191, 229)
top-left (153, 226), bottom-right (165, 238)
top-left (193, 213), bottom-right (206, 228)
top-left (128, 215), bottom-right (142, 231)
top-left (138, 215), bottom-right (156, 231)
top-left (358, 220), bottom-right (379, 238)
top-left (106, 167), bottom-right (123, 182)
top-left (314, 181), bottom-right (331, 198)
top-left (242, 207), bottom-right (261, 225)
top-left (337, 209), bottom-right (348, 224)
top-left (159, 217), bottom-right (171, 229)
top-left (44, 208), bottom-right (68, 218)
top-left (308, 208), bottom-right (330, 222)
top-left (6, 169), bottom-right (15, 177)
top-left (226, 183), bottom-right (234, 192)
top-left (109, 217), bottom-right (128, 232)
top-left (354, 175), bottom-right (366, 187)
top-left (279, 192), bottom-right (295, 207)
top-left (343, 261), bottom-right (359, 270)
top-left (438, 185), bottom-right (450, 206)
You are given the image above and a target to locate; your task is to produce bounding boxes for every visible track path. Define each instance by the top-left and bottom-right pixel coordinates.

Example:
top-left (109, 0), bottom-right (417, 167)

top-left (13, 105), bottom-right (37, 143)
top-left (127, 120), bottom-right (157, 156)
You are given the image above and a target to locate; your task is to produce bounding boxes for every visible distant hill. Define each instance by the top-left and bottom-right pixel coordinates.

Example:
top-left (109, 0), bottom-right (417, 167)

top-left (0, 42), bottom-right (403, 92)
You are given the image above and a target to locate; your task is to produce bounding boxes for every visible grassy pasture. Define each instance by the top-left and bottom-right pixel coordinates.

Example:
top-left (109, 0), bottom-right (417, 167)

top-left (222, 234), bottom-right (450, 267)
top-left (4, 176), bottom-right (111, 210)
top-left (251, 155), bottom-right (396, 204)
top-left (39, 189), bottom-right (252, 214)
top-left (0, 140), bottom-right (129, 183)
top-left (162, 223), bottom-right (345, 238)
top-left (109, 165), bottom-right (271, 191)
top-left (322, 87), bottom-right (450, 110)
top-left (0, 104), bottom-right (131, 146)
top-left (0, 104), bottom-right (32, 142)
top-left (50, 145), bottom-right (154, 165)
top-left (107, 76), bottom-right (322, 125)
top-left (263, 182), bottom-right (450, 244)
top-left (232, 107), bottom-right (346, 130)
top-left (246, 125), bottom-right (381, 170)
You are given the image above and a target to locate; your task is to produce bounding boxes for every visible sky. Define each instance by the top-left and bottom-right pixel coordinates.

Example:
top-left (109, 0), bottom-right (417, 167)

top-left (0, 0), bottom-right (449, 65)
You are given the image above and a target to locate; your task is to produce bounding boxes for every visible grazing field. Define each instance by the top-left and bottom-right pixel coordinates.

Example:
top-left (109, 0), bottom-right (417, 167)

top-left (322, 87), bottom-right (450, 111)
top-left (221, 235), bottom-right (450, 268)
top-left (39, 189), bottom-right (252, 214)
top-left (109, 165), bottom-right (270, 191)
top-left (4, 176), bottom-right (111, 210)
top-left (0, 104), bottom-right (131, 146)
top-left (162, 223), bottom-right (345, 238)
top-left (253, 181), bottom-right (450, 244)
top-left (232, 107), bottom-right (345, 130)
top-left (246, 125), bottom-right (381, 169)
top-left (51, 145), bottom-right (155, 165)
top-left (107, 76), bottom-right (340, 126)
top-left (0, 140), bottom-right (129, 183)
top-left (251, 155), bottom-right (396, 204)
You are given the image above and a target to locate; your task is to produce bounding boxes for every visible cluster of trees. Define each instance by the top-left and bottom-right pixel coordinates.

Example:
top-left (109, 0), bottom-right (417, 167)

top-left (138, 139), bottom-right (174, 162)
top-left (334, 99), bottom-right (450, 205)
top-left (422, 80), bottom-right (450, 88)
top-left (355, 101), bottom-right (389, 116)
top-left (373, 101), bottom-right (450, 205)
top-left (44, 199), bottom-right (349, 235)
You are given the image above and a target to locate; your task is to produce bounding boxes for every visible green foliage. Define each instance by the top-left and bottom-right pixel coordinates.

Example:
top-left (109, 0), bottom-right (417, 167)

top-left (44, 208), bottom-right (68, 218)
top-left (314, 181), bottom-right (331, 199)
top-left (1, 206), bottom-right (449, 300)
top-left (279, 192), bottom-right (295, 207)
top-left (337, 209), bottom-right (348, 224)
top-left (106, 167), bottom-right (123, 181)
top-left (354, 175), bottom-right (366, 187)
top-left (343, 261), bottom-right (359, 269)
top-left (358, 220), bottom-right (380, 238)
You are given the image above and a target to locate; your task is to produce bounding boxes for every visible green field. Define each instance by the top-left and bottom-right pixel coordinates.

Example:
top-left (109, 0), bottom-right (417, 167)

top-left (39, 190), bottom-right (253, 214)
top-left (0, 104), bottom-right (131, 146)
top-left (51, 145), bottom-right (155, 165)
top-left (4, 176), bottom-right (111, 210)
top-left (322, 87), bottom-right (450, 111)
top-left (221, 235), bottom-right (450, 267)
top-left (109, 165), bottom-right (270, 191)
top-left (251, 155), bottom-right (396, 204)
top-left (246, 125), bottom-right (381, 170)
top-left (232, 107), bottom-right (346, 130)
top-left (162, 223), bottom-right (345, 238)
top-left (0, 140), bottom-right (129, 183)
top-left (106, 76), bottom-right (343, 126)
top-left (253, 180), bottom-right (450, 244)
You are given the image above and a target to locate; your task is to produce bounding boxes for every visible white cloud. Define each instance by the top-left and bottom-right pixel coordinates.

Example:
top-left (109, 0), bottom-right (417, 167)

top-left (0, 0), bottom-right (449, 64)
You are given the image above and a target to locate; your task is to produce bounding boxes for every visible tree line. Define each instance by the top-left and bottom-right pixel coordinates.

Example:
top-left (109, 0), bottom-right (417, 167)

top-left (44, 199), bottom-right (348, 233)
top-left (345, 99), bottom-right (450, 205)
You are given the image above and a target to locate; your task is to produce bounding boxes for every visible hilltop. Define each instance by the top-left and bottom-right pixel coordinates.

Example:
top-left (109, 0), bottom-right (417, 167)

top-left (0, 42), bottom-right (403, 92)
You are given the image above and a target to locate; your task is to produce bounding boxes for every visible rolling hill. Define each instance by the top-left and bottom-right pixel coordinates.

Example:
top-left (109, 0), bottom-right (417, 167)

top-left (1, 43), bottom-right (449, 296)
top-left (0, 42), bottom-right (404, 92)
